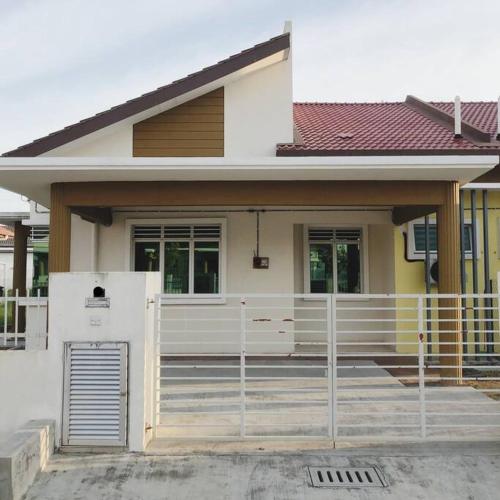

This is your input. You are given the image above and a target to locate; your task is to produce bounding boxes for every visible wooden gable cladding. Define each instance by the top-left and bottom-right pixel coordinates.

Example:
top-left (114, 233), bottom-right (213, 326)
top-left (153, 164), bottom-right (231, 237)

top-left (133, 88), bottom-right (224, 157)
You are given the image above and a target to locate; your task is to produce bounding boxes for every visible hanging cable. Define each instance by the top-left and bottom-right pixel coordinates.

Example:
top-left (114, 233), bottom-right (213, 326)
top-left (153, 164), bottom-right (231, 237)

top-left (256, 211), bottom-right (260, 257)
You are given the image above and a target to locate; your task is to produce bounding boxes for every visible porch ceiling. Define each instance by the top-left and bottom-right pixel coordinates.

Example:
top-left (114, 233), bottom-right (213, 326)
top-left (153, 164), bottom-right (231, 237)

top-left (0, 155), bottom-right (497, 207)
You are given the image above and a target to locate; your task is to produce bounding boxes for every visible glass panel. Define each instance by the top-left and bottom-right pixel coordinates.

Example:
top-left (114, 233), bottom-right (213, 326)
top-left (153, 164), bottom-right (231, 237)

top-left (414, 224), bottom-right (472, 252)
top-left (336, 243), bottom-right (361, 293)
top-left (414, 224), bottom-right (438, 252)
top-left (194, 241), bottom-right (219, 294)
top-left (134, 242), bottom-right (160, 272)
top-left (164, 242), bottom-right (189, 294)
top-left (463, 225), bottom-right (473, 252)
top-left (309, 243), bottom-right (333, 293)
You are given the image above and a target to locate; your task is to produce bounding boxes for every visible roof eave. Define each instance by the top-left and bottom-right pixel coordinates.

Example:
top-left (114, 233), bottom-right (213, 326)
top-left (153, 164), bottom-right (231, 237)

top-left (276, 148), bottom-right (500, 157)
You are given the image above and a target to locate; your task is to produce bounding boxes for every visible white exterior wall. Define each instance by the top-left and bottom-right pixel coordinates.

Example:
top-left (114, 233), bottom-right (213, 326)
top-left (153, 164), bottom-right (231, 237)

top-left (70, 215), bottom-right (98, 271)
top-left (24, 201), bottom-right (49, 226)
top-left (0, 272), bottom-right (161, 451)
top-left (69, 208), bottom-right (396, 350)
top-left (82, 209), bottom-right (394, 295)
top-left (224, 57), bottom-right (293, 157)
top-left (0, 351), bottom-right (56, 441)
top-left (44, 125), bottom-right (133, 157)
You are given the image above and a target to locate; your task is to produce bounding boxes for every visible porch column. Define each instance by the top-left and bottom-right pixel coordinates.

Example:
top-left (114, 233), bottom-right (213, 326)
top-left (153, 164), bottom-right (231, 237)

top-left (437, 181), bottom-right (462, 382)
top-left (13, 221), bottom-right (29, 294)
top-left (49, 184), bottom-right (71, 273)
top-left (13, 221), bottom-right (30, 332)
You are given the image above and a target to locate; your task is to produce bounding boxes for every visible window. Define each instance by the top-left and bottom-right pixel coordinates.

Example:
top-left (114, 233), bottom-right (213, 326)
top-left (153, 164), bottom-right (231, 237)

top-left (31, 225), bottom-right (49, 297)
top-left (306, 228), bottom-right (362, 294)
top-left (413, 223), bottom-right (472, 252)
top-left (407, 221), bottom-right (475, 259)
top-left (132, 223), bottom-right (222, 296)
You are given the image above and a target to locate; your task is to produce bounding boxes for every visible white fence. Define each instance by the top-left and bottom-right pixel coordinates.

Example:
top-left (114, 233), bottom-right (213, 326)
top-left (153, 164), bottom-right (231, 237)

top-left (0, 290), bottom-right (48, 349)
top-left (153, 293), bottom-right (500, 443)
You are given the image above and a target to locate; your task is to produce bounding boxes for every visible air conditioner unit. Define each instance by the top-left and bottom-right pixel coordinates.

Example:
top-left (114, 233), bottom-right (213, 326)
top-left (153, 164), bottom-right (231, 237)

top-left (428, 258), bottom-right (439, 285)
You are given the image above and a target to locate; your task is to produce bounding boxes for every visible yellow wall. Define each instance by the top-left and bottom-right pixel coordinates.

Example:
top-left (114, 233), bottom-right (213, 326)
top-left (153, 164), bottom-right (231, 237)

top-left (394, 190), bottom-right (500, 354)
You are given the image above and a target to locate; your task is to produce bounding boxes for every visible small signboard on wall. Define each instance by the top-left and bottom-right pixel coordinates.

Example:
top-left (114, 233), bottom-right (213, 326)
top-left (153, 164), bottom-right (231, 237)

top-left (85, 297), bottom-right (110, 308)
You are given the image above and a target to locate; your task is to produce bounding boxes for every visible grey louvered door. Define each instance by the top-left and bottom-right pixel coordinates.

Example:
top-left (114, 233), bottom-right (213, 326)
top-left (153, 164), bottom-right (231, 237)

top-left (62, 342), bottom-right (128, 447)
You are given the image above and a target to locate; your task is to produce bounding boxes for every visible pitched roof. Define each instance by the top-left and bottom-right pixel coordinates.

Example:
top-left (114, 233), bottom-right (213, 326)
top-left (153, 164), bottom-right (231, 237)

top-left (2, 32), bottom-right (290, 157)
top-left (277, 101), bottom-right (500, 156)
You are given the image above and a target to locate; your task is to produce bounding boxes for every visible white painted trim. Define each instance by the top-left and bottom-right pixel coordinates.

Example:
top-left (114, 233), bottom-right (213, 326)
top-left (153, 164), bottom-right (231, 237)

top-left (124, 217), bottom-right (227, 304)
top-left (0, 155), bottom-right (497, 168)
top-left (463, 183), bottom-right (500, 190)
top-left (406, 217), bottom-right (480, 260)
top-left (0, 248), bottom-right (34, 253)
top-left (302, 224), bottom-right (369, 299)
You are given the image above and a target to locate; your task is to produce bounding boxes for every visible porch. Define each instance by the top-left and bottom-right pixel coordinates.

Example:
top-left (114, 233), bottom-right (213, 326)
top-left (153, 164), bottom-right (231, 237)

top-left (46, 179), bottom-right (463, 372)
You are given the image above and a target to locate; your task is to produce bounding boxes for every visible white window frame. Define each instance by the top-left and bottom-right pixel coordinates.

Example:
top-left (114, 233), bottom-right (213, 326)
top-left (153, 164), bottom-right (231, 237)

top-left (407, 218), bottom-right (478, 260)
top-left (303, 224), bottom-right (369, 297)
top-left (125, 218), bottom-right (227, 304)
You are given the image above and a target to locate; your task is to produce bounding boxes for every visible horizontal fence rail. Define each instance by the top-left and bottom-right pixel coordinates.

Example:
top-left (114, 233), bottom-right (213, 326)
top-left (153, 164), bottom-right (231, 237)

top-left (154, 293), bottom-right (500, 443)
top-left (0, 289), bottom-right (48, 349)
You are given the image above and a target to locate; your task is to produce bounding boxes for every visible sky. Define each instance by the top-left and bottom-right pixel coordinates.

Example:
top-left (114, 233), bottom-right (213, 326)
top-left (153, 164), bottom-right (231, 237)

top-left (0, 0), bottom-right (499, 207)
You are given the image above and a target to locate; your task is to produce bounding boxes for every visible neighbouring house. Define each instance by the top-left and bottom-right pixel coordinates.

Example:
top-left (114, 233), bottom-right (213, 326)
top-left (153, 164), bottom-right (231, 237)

top-left (0, 202), bottom-right (49, 296)
top-left (0, 24), bottom-right (499, 453)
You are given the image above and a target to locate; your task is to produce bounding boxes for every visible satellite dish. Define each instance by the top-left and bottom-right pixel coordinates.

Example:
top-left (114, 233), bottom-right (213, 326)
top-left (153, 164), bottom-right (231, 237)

top-left (430, 260), bottom-right (439, 283)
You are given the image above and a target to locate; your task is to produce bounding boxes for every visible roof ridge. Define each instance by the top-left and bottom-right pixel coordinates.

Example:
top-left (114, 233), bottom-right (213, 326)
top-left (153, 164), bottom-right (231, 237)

top-left (293, 101), bottom-right (405, 105)
top-left (405, 95), bottom-right (493, 143)
top-left (430, 100), bottom-right (497, 105)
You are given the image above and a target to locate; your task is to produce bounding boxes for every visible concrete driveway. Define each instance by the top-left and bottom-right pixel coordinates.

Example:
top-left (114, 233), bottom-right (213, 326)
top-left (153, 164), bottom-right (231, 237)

top-left (25, 442), bottom-right (500, 500)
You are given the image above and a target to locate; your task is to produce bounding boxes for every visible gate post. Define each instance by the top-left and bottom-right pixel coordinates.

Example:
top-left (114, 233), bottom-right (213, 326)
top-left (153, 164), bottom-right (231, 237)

top-left (239, 298), bottom-right (246, 438)
top-left (327, 295), bottom-right (333, 439)
top-left (329, 294), bottom-right (338, 442)
top-left (417, 296), bottom-right (427, 439)
top-left (152, 293), bottom-right (160, 440)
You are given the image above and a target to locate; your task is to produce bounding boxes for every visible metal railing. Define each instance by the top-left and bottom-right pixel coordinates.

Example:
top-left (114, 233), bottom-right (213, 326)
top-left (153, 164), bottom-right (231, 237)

top-left (0, 289), bottom-right (48, 349)
top-left (153, 293), bottom-right (500, 443)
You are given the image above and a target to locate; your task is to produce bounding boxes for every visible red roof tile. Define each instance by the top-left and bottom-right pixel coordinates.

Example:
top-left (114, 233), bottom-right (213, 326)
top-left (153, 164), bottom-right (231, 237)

top-left (278, 101), bottom-right (499, 155)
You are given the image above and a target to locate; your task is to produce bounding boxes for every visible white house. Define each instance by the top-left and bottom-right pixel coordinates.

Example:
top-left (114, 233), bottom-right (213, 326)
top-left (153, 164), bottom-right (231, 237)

top-left (0, 24), bottom-right (499, 454)
top-left (0, 25), bottom-right (498, 345)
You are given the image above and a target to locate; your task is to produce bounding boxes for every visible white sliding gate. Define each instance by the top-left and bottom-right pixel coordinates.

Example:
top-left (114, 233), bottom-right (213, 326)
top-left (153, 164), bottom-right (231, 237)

top-left (153, 293), bottom-right (500, 443)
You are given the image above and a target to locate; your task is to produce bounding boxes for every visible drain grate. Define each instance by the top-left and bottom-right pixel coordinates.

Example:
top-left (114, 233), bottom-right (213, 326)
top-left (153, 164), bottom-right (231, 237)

top-left (307, 467), bottom-right (386, 488)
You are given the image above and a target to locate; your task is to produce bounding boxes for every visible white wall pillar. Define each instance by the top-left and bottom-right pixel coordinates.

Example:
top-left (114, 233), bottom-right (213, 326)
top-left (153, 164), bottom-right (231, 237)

top-left (48, 272), bottom-right (161, 451)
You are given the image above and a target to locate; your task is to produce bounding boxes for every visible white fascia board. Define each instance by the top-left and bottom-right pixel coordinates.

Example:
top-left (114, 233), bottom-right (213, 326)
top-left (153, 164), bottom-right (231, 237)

top-left (1, 154), bottom-right (497, 168)
top-left (0, 155), bottom-right (497, 207)
top-left (462, 182), bottom-right (500, 190)
top-left (0, 211), bottom-right (30, 221)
